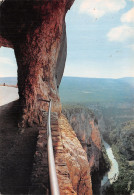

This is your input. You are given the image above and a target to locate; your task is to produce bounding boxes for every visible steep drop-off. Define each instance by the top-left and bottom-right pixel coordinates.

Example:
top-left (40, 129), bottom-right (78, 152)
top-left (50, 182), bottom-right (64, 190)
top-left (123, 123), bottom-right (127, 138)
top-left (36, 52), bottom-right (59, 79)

top-left (103, 120), bottom-right (134, 195)
top-left (0, 1), bottom-right (109, 194)
top-left (59, 114), bottom-right (93, 194)
top-left (63, 105), bottom-right (109, 195)
top-left (0, 98), bottom-right (93, 194)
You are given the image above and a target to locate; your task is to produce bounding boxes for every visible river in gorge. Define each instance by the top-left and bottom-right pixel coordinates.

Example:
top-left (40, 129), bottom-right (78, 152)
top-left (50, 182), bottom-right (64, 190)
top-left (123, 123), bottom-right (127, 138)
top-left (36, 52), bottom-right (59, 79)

top-left (100, 139), bottom-right (119, 194)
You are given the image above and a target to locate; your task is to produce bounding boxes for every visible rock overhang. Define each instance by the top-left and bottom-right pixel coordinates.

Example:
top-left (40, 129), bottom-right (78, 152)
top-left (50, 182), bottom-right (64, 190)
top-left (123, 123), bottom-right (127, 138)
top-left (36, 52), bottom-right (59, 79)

top-left (0, 0), bottom-right (75, 127)
top-left (0, 0), bottom-right (74, 48)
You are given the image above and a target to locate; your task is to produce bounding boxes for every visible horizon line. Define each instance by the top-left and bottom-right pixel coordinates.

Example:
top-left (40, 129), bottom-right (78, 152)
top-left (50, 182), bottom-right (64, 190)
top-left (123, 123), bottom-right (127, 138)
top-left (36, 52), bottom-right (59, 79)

top-left (0, 76), bottom-right (134, 79)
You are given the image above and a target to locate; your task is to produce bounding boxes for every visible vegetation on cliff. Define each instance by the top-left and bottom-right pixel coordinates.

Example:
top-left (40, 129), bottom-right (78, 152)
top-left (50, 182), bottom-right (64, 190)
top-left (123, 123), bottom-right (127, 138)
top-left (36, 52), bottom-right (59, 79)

top-left (62, 104), bottom-right (111, 195)
top-left (105, 120), bottom-right (134, 195)
top-left (105, 145), bottom-right (134, 195)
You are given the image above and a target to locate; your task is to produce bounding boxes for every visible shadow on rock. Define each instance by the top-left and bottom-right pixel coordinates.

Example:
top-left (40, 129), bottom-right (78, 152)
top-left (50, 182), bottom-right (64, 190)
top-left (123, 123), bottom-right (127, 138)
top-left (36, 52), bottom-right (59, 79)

top-left (0, 100), bottom-right (38, 194)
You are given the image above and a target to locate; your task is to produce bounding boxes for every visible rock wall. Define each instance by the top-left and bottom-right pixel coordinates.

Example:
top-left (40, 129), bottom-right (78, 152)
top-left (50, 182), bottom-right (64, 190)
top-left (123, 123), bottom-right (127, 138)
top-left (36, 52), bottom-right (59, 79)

top-left (29, 111), bottom-right (93, 194)
top-left (63, 105), bottom-right (107, 194)
top-left (63, 105), bottom-right (102, 171)
top-left (0, 0), bottom-right (74, 127)
top-left (0, 1), bottom-right (107, 194)
top-left (58, 114), bottom-right (93, 194)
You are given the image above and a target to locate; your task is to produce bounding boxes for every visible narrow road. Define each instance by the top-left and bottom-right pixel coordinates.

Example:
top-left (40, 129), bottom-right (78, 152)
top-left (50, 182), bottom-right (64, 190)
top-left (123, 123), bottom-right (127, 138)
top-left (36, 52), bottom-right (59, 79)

top-left (0, 86), bottom-right (19, 106)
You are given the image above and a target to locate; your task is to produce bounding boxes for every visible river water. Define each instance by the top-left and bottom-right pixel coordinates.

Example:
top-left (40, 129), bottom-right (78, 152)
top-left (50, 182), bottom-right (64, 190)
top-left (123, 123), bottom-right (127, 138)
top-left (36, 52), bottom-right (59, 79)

top-left (101, 140), bottom-right (119, 188)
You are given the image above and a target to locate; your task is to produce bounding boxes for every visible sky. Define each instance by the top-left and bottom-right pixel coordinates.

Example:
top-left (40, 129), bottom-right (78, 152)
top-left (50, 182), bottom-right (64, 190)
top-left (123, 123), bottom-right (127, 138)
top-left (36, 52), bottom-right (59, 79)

top-left (0, 0), bottom-right (134, 78)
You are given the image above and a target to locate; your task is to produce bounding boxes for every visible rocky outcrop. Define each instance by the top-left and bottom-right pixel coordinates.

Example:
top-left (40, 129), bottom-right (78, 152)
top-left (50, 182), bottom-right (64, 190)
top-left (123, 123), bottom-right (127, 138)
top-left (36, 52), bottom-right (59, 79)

top-left (63, 105), bottom-right (109, 194)
top-left (29, 111), bottom-right (92, 194)
top-left (59, 114), bottom-right (93, 194)
top-left (29, 112), bottom-right (76, 194)
top-left (63, 105), bottom-right (102, 171)
top-left (0, 0), bottom-right (74, 127)
top-left (0, 98), bottom-right (93, 194)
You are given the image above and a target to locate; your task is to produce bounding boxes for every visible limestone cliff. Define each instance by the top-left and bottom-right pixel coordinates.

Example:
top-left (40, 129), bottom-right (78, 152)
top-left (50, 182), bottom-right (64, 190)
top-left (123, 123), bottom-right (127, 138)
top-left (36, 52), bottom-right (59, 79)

top-left (0, 100), bottom-right (93, 195)
top-left (59, 114), bottom-right (93, 194)
top-left (63, 105), bottom-right (108, 194)
top-left (63, 105), bottom-right (102, 170)
top-left (0, 0), bottom-right (74, 127)
top-left (0, 1), bottom-right (105, 194)
top-left (26, 111), bottom-right (93, 194)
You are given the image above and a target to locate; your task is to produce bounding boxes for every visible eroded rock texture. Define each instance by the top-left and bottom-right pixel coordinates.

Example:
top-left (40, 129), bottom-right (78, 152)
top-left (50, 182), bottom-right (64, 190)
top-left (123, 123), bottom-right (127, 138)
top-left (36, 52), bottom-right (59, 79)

top-left (0, 0), bottom-right (74, 126)
top-left (28, 112), bottom-right (93, 194)
top-left (63, 106), bottom-right (108, 194)
top-left (59, 114), bottom-right (93, 195)
top-left (63, 106), bottom-right (102, 169)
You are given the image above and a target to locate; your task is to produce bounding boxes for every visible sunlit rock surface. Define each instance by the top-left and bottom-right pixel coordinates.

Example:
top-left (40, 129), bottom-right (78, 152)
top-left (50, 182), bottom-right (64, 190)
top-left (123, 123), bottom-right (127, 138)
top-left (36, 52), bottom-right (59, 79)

top-left (0, 88), bottom-right (93, 194)
top-left (63, 105), bottom-right (108, 194)
top-left (0, 0), bottom-right (74, 126)
top-left (59, 114), bottom-right (93, 195)
top-left (0, 0), bottom-right (105, 194)
top-left (63, 106), bottom-right (102, 170)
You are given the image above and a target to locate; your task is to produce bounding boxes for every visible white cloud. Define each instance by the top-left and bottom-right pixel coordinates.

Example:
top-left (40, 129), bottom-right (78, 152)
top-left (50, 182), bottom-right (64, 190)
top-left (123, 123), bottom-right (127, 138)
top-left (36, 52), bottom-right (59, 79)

top-left (121, 7), bottom-right (134, 23)
top-left (107, 25), bottom-right (134, 42)
top-left (79, 0), bottom-right (126, 18)
top-left (0, 57), bottom-right (16, 66)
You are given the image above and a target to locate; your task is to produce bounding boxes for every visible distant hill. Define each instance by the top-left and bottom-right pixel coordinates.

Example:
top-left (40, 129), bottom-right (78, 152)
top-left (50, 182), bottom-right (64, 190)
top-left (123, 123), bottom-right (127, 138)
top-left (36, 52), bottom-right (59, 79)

top-left (0, 77), bottom-right (17, 85)
top-left (118, 77), bottom-right (134, 88)
top-left (1, 76), bottom-right (134, 104)
top-left (59, 77), bottom-right (134, 104)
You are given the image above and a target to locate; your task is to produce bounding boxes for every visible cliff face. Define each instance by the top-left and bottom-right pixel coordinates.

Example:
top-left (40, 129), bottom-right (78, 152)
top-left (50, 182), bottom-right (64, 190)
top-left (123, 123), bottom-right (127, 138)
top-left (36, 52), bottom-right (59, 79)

top-left (0, 99), bottom-right (93, 195)
top-left (63, 106), bottom-right (102, 171)
top-left (59, 114), bottom-right (93, 194)
top-left (0, 0), bottom-right (74, 127)
top-left (0, 1), bottom-right (106, 194)
top-left (28, 111), bottom-right (93, 194)
top-left (63, 105), bottom-right (106, 194)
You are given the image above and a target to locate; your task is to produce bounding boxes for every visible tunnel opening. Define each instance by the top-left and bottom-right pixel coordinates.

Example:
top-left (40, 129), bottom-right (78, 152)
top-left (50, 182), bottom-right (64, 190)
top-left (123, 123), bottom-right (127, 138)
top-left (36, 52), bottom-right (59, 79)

top-left (0, 46), bottom-right (39, 194)
top-left (0, 47), bottom-right (17, 85)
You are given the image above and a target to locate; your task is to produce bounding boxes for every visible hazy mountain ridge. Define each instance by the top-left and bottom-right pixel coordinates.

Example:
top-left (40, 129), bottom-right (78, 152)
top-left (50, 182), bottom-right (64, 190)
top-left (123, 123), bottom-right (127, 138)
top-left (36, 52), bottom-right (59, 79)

top-left (1, 76), bottom-right (134, 95)
top-left (118, 77), bottom-right (134, 88)
top-left (0, 77), bottom-right (17, 85)
top-left (59, 77), bottom-right (134, 104)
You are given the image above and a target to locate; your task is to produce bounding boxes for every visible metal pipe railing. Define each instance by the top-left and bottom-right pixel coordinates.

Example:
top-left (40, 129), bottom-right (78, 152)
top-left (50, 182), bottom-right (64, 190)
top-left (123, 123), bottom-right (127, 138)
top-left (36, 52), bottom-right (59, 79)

top-left (47, 100), bottom-right (60, 195)
top-left (38, 98), bottom-right (60, 194)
